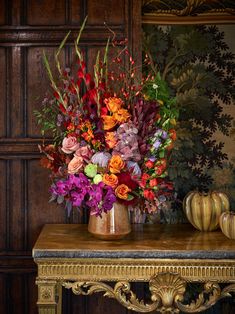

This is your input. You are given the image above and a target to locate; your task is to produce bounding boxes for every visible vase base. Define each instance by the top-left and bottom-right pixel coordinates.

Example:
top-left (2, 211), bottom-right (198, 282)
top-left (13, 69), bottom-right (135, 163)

top-left (88, 202), bottom-right (131, 240)
top-left (88, 230), bottom-right (131, 241)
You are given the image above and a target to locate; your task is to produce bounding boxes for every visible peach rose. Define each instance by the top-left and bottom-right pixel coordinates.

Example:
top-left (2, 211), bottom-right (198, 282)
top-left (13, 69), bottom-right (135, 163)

top-left (115, 184), bottom-right (131, 200)
top-left (68, 156), bottom-right (83, 174)
top-left (62, 136), bottom-right (80, 154)
top-left (102, 173), bottom-right (118, 188)
top-left (109, 155), bottom-right (125, 174)
top-left (104, 97), bottom-right (123, 113)
top-left (102, 115), bottom-right (117, 130)
top-left (105, 132), bottom-right (117, 149)
top-left (113, 109), bottom-right (130, 123)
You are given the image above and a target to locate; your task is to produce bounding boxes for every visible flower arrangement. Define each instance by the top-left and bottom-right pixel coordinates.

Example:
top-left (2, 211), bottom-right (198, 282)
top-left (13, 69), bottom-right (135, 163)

top-left (35, 18), bottom-right (178, 218)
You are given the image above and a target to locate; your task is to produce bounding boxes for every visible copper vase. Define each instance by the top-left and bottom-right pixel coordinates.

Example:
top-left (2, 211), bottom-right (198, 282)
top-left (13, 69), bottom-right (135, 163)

top-left (88, 202), bottom-right (131, 240)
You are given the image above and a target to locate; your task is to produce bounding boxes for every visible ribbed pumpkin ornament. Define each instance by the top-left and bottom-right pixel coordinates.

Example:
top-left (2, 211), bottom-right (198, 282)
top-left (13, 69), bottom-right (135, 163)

top-left (219, 212), bottom-right (235, 239)
top-left (183, 191), bottom-right (230, 231)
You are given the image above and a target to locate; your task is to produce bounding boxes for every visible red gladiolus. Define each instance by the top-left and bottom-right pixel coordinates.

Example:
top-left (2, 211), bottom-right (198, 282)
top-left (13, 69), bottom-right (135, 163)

top-left (53, 91), bottom-right (60, 99)
top-left (77, 68), bottom-right (84, 79)
top-left (59, 104), bottom-right (66, 114)
top-left (100, 107), bottom-right (108, 116)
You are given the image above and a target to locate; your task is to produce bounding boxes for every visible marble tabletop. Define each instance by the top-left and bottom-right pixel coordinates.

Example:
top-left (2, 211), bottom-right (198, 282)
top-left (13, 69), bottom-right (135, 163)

top-left (32, 223), bottom-right (235, 260)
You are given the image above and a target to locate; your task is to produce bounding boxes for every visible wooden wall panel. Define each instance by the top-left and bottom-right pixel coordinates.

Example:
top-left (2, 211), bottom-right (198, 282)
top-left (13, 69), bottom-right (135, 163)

top-left (0, 1), bottom-right (142, 313)
top-left (9, 160), bottom-right (25, 250)
top-left (71, 0), bottom-right (82, 24)
top-left (27, 0), bottom-right (66, 25)
top-left (27, 160), bottom-right (66, 248)
top-left (10, 47), bottom-right (24, 137)
top-left (0, 0), bottom-right (5, 25)
top-left (0, 160), bottom-right (6, 250)
top-left (87, 0), bottom-right (125, 25)
top-left (27, 273), bottom-right (38, 314)
top-left (0, 48), bottom-right (6, 137)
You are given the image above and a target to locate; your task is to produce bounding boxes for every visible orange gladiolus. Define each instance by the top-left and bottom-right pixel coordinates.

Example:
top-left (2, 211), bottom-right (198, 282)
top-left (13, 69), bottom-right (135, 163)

top-left (115, 184), bottom-right (131, 199)
top-left (109, 155), bottom-right (125, 173)
top-left (102, 173), bottom-right (118, 188)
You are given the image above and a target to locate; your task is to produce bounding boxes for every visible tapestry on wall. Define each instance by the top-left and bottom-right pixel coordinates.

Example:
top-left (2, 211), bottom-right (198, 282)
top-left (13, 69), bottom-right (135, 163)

top-left (143, 24), bottom-right (235, 222)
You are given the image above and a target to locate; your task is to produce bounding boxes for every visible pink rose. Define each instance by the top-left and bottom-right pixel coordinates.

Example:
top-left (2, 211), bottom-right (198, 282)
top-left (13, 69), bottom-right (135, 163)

top-left (68, 156), bottom-right (83, 174)
top-left (61, 137), bottom-right (80, 154)
top-left (75, 146), bottom-right (93, 162)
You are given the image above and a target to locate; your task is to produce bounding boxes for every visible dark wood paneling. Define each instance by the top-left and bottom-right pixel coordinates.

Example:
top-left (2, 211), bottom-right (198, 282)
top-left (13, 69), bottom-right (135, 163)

top-left (0, 1), bottom-right (141, 313)
top-left (71, 0), bottom-right (82, 24)
top-left (0, 160), bottom-right (6, 250)
top-left (27, 160), bottom-right (66, 248)
top-left (87, 0), bottom-right (125, 25)
top-left (27, 0), bottom-right (66, 25)
top-left (0, 0), bottom-right (5, 25)
top-left (11, 47), bottom-right (24, 137)
top-left (9, 160), bottom-right (25, 250)
top-left (0, 48), bottom-right (6, 136)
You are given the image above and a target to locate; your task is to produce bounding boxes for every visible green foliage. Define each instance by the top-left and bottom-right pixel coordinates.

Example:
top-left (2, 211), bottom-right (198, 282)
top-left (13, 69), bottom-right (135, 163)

top-left (143, 25), bottom-right (235, 198)
top-left (143, 72), bottom-right (179, 131)
top-left (34, 104), bottom-right (61, 142)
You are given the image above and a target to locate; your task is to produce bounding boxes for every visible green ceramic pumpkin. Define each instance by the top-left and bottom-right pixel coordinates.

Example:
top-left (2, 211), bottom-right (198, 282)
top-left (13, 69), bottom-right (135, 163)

top-left (183, 191), bottom-right (230, 231)
top-left (219, 211), bottom-right (235, 240)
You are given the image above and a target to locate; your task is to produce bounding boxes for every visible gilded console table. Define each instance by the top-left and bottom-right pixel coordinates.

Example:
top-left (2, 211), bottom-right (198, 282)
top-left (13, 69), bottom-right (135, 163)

top-left (33, 224), bottom-right (235, 313)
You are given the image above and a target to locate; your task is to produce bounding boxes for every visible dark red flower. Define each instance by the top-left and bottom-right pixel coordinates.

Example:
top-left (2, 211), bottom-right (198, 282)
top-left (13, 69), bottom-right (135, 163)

top-left (117, 172), bottom-right (138, 190)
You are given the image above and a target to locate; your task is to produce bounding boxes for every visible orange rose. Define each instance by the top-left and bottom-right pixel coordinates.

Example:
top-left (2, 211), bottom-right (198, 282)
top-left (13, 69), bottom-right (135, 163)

top-left (104, 97), bottom-right (123, 113)
top-left (102, 115), bottom-right (117, 130)
top-left (109, 155), bottom-right (125, 173)
top-left (115, 184), bottom-right (131, 200)
top-left (113, 109), bottom-right (130, 123)
top-left (105, 132), bottom-right (117, 149)
top-left (103, 173), bottom-right (118, 188)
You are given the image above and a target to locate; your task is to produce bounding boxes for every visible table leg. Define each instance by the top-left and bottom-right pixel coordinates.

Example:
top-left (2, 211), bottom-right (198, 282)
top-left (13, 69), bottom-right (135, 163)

top-left (36, 279), bottom-right (62, 314)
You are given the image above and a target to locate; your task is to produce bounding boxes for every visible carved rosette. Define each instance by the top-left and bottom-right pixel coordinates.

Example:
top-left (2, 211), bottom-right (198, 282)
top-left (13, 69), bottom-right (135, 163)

top-left (62, 272), bottom-right (235, 313)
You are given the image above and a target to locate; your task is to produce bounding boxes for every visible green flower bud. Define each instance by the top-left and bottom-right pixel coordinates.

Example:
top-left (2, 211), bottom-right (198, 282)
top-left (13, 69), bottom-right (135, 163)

top-left (93, 174), bottom-right (103, 184)
top-left (84, 163), bottom-right (97, 178)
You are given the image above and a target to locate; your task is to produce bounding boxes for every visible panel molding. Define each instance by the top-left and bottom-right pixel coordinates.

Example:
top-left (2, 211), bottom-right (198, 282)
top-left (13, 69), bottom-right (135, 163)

top-left (0, 255), bottom-right (36, 272)
top-left (0, 138), bottom-right (50, 159)
top-left (0, 26), bottom-right (125, 46)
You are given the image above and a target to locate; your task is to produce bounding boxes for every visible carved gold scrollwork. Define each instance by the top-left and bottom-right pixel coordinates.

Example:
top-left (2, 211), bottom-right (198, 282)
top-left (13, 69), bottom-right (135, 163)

top-left (149, 273), bottom-right (186, 312)
top-left (62, 272), bottom-right (235, 313)
top-left (177, 282), bottom-right (235, 313)
top-left (142, 0), bottom-right (235, 16)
